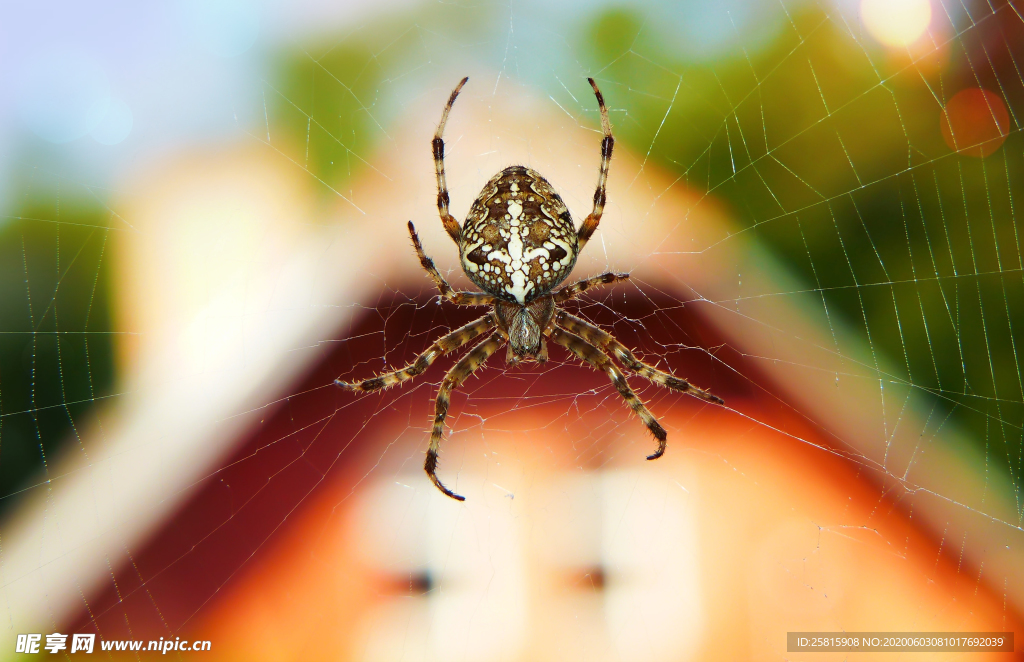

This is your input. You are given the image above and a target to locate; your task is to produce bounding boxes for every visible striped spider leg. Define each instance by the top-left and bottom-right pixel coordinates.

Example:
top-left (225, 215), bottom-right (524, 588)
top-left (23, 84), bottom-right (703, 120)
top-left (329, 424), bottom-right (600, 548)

top-left (554, 311), bottom-right (723, 405)
top-left (408, 221), bottom-right (494, 306)
top-left (432, 77), bottom-right (468, 245)
top-left (426, 329), bottom-right (507, 500)
top-left (336, 317), bottom-right (504, 501)
top-left (576, 78), bottom-right (614, 253)
top-left (553, 272), bottom-right (631, 303)
top-left (547, 272), bottom-right (723, 459)
top-left (337, 224), bottom-right (502, 499)
top-left (335, 314), bottom-right (495, 393)
top-left (545, 326), bottom-right (669, 459)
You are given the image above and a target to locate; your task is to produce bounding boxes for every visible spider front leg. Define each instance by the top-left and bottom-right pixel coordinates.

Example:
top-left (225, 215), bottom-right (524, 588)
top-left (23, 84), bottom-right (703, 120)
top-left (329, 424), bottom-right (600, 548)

top-left (554, 272), bottom-right (630, 303)
top-left (427, 329), bottom-right (506, 501)
top-left (555, 311), bottom-right (723, 404)
top-left (408, 221), bottom-right (494, 306)
top-left (433, 77), bottom-right (468, 244)
top-left (546, 326), bottom-right (668, 460)
top-left (336, 314), bottom-right (494, 392)
top-left (577, 78), bottom-right (614, 253)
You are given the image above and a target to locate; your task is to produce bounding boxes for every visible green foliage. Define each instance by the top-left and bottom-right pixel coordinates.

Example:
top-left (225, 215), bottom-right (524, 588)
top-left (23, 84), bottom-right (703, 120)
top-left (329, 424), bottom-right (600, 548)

top-left (272, 39), bottom-right (392, 194)
top-left (268, 2), bottom-right (504, 197)
top-left (585, 6), bottom-right (1024, 488)
top-left (0, 200), bottom-right (115, 514)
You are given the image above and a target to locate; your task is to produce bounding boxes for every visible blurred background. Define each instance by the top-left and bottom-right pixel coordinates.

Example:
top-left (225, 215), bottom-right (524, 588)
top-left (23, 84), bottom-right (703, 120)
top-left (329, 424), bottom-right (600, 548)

top-left (1, 0), bottom-right (1024, 659)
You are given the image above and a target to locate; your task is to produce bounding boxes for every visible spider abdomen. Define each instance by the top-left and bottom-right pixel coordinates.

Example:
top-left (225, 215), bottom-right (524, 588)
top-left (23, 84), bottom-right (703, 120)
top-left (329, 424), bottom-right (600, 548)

top-left (460, 165), bottom-right (579, 304)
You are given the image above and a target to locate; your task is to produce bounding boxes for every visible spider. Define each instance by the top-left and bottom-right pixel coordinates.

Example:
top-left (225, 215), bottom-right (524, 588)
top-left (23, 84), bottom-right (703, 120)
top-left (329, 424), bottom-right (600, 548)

top-left (337, 77), bottom-right (723, 501)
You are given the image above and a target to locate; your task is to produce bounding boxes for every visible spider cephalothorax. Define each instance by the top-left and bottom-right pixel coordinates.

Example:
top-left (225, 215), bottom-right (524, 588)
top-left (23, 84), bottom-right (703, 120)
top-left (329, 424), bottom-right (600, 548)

top-left (338, 77), bottom-right (722, 501)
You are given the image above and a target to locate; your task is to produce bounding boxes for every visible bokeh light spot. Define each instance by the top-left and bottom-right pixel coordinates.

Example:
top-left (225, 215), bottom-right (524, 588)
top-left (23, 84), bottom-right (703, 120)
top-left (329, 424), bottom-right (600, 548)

top-left (183, 0), bottom-right (260, 57)
top-left (860, 0), bottom-right (931, 48)
top-left (16, 51), bottom-right (111, 144)
top-left (940, 88), bottom-right (1010, 158)
top-left (91, 98), bottom-right (134, 146)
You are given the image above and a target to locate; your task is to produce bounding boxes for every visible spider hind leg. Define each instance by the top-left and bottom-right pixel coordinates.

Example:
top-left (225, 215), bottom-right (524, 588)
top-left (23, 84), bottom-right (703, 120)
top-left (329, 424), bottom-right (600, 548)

top-left (335, 313), bottom-right (495, 393)
top-left (546, 326), bottom-right (667, 460)
top-left (555, 311), bottom-right (724, 405)
top-left (426, 329), bottom-right (506, 501)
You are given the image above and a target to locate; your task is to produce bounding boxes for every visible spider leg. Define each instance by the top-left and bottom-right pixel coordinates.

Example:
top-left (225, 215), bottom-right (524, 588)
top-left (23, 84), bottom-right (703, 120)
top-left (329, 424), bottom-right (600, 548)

top-left (408, 221), bottom-right (495, 306)
top-left (555, 311), bottom-right (724, 404)
top-left (553, 272), bottom-right (630, 303)
top-left (427, 329), bottom-right (507, 501)
top-left (335, 313), bottom-right (494, 392)
top-left (545, 326), bottom-right (668, 460)
top-left (433, 77), bottom-right (468, 244)
top-left (577, 78), bottom-right (613, 253)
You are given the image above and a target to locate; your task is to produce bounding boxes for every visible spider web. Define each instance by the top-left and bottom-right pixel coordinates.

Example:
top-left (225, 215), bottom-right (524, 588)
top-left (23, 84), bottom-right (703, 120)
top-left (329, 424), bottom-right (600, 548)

top-left (2, 0), bottom-right (1024, 659)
